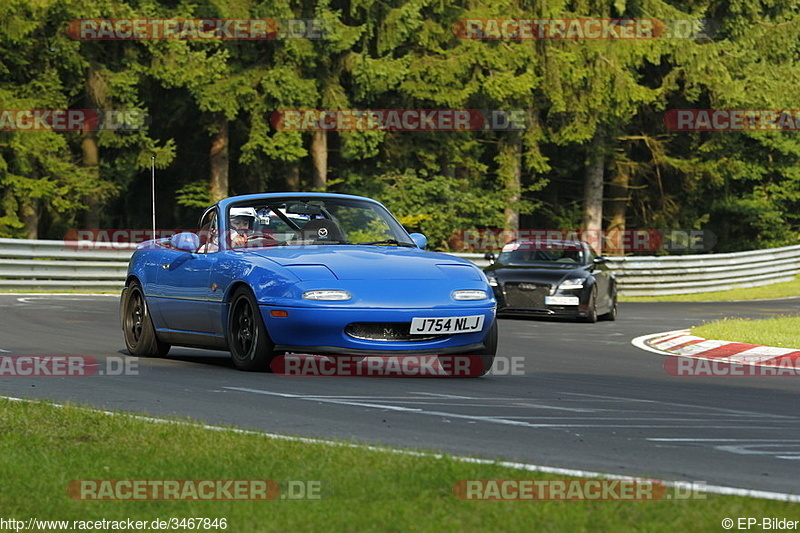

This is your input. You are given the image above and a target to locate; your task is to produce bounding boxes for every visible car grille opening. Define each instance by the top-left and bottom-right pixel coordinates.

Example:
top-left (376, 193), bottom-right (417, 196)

top-left (345, 322), bottom-right (444, 342)
top-left (503, 282), bottom-right (550, 308)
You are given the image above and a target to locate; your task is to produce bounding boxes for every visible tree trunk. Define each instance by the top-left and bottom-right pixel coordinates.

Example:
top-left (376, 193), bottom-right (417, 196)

top-left (310, 130), bottom-right (327, 190)
top-left (82, 129), bottom-right (101, 229)
top-left (286, 164), bottom-right (300, 191)
top-left (21, 201), bottom-right (38, 239)
top-left (210, 117), bottom-right (229, 202)
top-left (582, 127), bottom-right (605, 252)
top-left (82, 66), bottom-right (102, 229)
top-left (501, 132), bottom-right (522, 233)
top-left (606, 168), bottom-right (629, 254)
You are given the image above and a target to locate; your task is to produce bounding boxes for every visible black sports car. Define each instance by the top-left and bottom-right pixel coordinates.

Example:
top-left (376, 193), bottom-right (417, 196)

top-left (484, 239), bottom-right (617, 322)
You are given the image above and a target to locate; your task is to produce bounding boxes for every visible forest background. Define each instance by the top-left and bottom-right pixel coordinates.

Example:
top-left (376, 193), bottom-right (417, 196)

top-left (1, 0), bottom-right (798, 253)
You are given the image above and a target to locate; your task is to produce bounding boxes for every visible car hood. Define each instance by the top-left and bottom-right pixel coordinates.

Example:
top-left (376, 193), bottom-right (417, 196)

top-left (242, 245), bottom-right (483, 281)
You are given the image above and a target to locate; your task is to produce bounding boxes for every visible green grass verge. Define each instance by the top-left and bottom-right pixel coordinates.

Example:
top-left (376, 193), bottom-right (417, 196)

top-left (692, 316), bottom-right (800, 349)
top-left (621, 276), bottom-right (800, 302)
top-left (1, 399), bottom-right (797, 532)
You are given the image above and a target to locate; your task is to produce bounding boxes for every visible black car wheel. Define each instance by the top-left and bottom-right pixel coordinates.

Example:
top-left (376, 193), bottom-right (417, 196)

top-left (582, 286), bottom-right (598, 323)
top-left (121, 282), bottom-right (171, 357)
top-left (601, 289), bottom-right (618, 321)
top-left (438, 319), bottom-right (497, 377)
top-left (228, 287), bottom-right (276, 372)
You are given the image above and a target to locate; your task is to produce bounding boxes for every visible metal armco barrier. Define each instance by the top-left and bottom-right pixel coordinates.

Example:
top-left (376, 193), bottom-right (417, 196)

top-left (0, 238), bottom-right (134, 291)
top-left (453, 244), bottom-right (800, 296)
top-left (602, 244), bottom-right (800, 296)
top-left (1, 238), bottom-right (798, 296)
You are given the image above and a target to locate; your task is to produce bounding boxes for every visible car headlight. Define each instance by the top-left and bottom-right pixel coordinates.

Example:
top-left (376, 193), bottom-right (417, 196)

top-left (452, 289), bottom-right (489, 301)
top-left (559, 278), bottom-right (585, 290)
top-left (302, 290), bottom-right (352, 301)
top-left (485, 273), bottom-right (498, 287)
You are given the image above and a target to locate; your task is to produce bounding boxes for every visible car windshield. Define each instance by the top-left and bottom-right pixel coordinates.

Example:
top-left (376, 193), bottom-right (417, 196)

top-left (224, 197), bottom-right (415, 248)
top-left (498, 244), bottom-right (586, 266)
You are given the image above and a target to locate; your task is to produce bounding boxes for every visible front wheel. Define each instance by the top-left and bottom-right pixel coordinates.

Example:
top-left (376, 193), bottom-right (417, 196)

top-left (228, 288), bottom-right (276, 372)
top-left (120, 283), bottom-right (170, 357)
top-left (581, 286), bottom-right (598, 323)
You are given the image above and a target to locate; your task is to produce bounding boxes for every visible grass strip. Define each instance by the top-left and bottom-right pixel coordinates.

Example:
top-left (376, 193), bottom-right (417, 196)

top-left (692, 316), bottom-right (800, 349)
top-left (0, 398), bottom-right (797, 532)
top-left (621, 277), bottom-right (800, 302)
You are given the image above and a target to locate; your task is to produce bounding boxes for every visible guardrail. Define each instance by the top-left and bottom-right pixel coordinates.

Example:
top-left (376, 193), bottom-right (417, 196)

top-left (0, 238), bottom-right (133, 291)
top-left (448, 246), bottom-right (800, 296)
top-left (1, 238), bottom-right (798, 296)
top-left (602, 244), bottom-right (800, 296)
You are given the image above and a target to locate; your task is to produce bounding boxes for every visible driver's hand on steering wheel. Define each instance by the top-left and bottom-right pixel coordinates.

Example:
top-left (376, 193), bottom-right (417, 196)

top-left (231, 231), bottom-right (248, 247)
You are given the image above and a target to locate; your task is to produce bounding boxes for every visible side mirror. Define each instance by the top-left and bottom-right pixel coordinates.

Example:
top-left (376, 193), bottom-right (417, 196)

top-left (171, 232), bottom-right (200, 252)
top-left (409, 233), bottom-right (427, 249)
top-left (484, 252), bottom-right (496, 264)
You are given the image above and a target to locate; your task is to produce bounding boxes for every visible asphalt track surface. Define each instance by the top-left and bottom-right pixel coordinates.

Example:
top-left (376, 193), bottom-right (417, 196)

top-left (1, 294), bottom-right (799, 495)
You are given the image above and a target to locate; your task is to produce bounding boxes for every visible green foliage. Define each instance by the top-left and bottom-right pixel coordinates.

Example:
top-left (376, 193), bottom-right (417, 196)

top-left (352, 170), bottom-right (537, 251)
top-left (175, 181), bottom-right (212, 208)
top-left (0, 0), bottom-right (797, 251)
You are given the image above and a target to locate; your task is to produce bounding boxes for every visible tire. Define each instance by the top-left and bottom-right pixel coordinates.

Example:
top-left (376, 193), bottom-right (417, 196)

top-left (228, 287), bottom-right (276, 372)
top-left (121, 282), bottom-right (171, 357)
top-left (582, 286), bottom-right (598, 323)
top-left (601, 289), bottom-right (618, 322)
top-left (438, 319), bottom-right (497, 377)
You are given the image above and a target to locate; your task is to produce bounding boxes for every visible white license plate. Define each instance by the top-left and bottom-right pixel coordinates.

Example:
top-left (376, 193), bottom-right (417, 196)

top-left (410, 315), bottom-right (484, 335)
top-left (545, 296), bottom-right (580, 306)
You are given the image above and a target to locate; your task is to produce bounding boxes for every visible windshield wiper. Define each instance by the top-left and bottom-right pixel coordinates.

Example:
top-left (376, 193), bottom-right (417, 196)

top-left (356, 239), bottom-right (417, 248)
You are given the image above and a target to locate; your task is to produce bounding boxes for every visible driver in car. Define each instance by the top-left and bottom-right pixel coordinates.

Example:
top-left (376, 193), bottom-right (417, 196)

top-left (228, 207), bottom-right (256, 248)
top-left (228, 207), bottom-right (278, 248)
top-left (229, 207), bottom-right (256, 248)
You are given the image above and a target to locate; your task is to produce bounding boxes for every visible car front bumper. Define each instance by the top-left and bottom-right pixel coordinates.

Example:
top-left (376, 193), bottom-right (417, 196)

top-left (496, 305), bottom-right (589, 319)
top-left (260, 305), bottom-right (495, 355)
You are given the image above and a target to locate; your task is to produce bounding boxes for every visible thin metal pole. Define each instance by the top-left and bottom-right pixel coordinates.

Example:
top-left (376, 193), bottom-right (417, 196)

top-left (151, 156), bottom-right (156, 240)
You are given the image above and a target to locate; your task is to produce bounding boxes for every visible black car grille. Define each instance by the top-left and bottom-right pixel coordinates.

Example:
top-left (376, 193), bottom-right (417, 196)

top-left (345, 322), bottom-right (444, 342)
top-left (502, 282), bottom-right (550, 308)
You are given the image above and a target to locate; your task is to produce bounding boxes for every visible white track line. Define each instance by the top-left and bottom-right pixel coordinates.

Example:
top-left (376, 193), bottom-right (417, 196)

top-left (224, 387), bottom-right (783, 429)
top-left (3, 395), bottom-right (799, 502)
top-left (15, 295), bottom-right (118, 304)
top-left (648, 438), bottom-right (800, 442)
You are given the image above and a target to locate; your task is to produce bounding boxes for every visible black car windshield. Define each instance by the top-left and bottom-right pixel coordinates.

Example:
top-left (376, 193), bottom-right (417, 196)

top-left (225, 197), bottom-right (414, 248)
top-left (498, 247), bottom-right (586, 266)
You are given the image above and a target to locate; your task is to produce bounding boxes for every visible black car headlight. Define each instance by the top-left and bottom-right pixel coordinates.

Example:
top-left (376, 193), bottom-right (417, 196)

top-left (558, 278), bottom-right (585, 290)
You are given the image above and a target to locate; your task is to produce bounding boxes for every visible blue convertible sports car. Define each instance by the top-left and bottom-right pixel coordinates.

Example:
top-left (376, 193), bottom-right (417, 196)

top-left (120, 193), bottom-right (497, 375)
